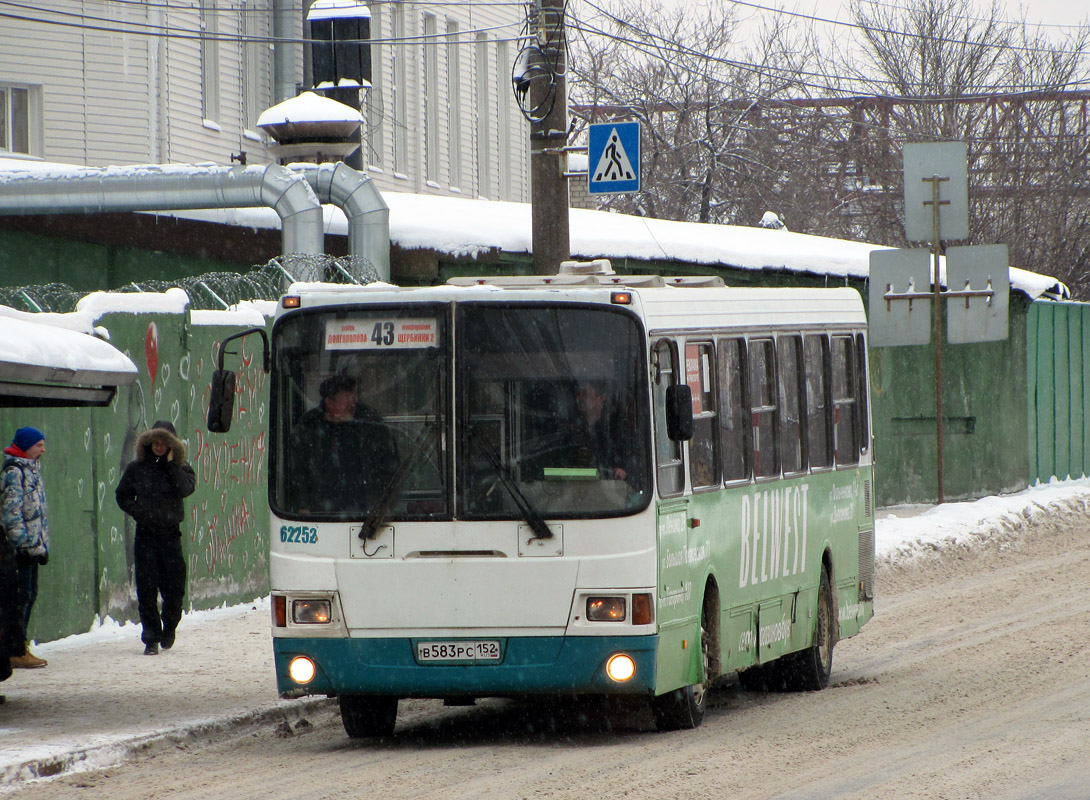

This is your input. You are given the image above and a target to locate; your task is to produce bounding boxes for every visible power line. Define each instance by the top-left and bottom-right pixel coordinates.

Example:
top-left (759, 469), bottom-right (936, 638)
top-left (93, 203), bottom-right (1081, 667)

top-left (570, 0), bottom-right (1090, 99)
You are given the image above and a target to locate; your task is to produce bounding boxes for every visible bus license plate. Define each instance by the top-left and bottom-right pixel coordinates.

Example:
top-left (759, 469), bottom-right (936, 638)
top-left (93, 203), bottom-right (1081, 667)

top-left (417, 640), bottom-right (501, 663)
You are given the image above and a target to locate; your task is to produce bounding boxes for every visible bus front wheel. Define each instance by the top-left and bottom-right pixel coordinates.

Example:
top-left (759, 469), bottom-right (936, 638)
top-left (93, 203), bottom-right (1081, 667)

top-left (339, 695), bottom-right (398, 738)
top-left (651, 613), bottom-right (709, 731)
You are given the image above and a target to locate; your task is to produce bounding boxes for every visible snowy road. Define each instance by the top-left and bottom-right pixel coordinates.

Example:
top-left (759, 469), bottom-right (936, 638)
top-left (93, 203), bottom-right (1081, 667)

top-left (7, 490), bottom-right (1090, 799)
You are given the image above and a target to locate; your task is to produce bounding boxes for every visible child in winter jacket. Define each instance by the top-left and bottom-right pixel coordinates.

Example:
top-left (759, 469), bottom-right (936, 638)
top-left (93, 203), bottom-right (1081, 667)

top-left (1, 426), bottom-right (50, 669)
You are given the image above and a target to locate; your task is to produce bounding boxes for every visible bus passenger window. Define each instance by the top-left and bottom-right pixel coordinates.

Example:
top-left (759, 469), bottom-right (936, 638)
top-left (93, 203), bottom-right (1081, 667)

top-left (856, 333), bottom-right (870, 454)
top-left (686, 342), bottom-right (719, 490)
top-left (804, 334), bottom-right (833, 469)
top-left (718, 337), bottom-right (750, 482)
top-left (832, 335), bottom-right (859, 466)
top-left (778, 336), bottom-right (805, 475)
top-left (749, 338), bottom-right (779, 479)
top-left (653, 340), bottom-right (685, 496)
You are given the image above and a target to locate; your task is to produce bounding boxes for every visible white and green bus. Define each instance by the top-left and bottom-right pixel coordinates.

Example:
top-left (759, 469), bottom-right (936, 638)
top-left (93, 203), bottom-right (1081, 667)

top-left (209, 272), bottom-right (874, 736)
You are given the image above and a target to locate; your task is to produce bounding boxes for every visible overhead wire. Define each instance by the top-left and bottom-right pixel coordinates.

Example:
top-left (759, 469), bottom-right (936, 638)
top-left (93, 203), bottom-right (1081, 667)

top-left (568, 0), bottom-right (1090, 146)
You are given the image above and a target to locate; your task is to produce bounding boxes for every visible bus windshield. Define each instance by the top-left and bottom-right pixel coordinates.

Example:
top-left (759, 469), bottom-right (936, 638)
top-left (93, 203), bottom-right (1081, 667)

top-left (271, 302), bottom-right (650, 522)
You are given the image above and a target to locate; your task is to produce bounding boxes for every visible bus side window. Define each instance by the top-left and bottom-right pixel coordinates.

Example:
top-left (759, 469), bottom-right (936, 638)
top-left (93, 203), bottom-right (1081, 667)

top-left (686, 342), bottom-right (719, 490)
top-left (856, 333), bottom-right (871, 455)
top-left (653, 339), bottom-right (685, 496)
top-left (804, 334), bottom-right (833, 469)
top-left (778, 335), bottom-right (805, 475)
top-left (718, 336), bottom-right (751, 483)
top-left (832, 335), bottom-right (859, 466)
top-left (749, 338), bottom-right (780, 479)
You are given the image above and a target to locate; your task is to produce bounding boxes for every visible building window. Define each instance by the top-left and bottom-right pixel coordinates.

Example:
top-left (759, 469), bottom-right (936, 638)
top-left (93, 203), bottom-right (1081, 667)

top-left (0, 85), bottom-right (31, 155)
top-left (423, 14), bottom-right (438, 183)
top-left (365, 4), bottom-right (384, 168)
top-left (392, 2), bottom-right (408, 176)
top-left (241, 0), bottom-right (265, 132)
top-left (475, 33), bottom-right (491, 198)
top-left (446, 19), bottom-right (461, 189)
top-left (497, 40), bottom-right (511, 200)
top-left (200, 0), bottom-right (221, 122)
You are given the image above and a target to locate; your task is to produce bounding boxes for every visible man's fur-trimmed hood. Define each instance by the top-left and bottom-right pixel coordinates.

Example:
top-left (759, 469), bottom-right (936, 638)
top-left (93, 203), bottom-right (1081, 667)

top-left (135, 421), bottom-right (188, 463)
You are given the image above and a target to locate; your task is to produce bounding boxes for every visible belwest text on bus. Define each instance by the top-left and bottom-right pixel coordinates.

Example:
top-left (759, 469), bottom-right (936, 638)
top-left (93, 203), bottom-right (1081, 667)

top-left (738, 483), bottom-right (811, 589)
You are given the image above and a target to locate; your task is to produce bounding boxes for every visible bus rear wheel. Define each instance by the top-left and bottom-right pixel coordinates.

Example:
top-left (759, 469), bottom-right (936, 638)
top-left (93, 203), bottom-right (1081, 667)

top-left (779, 564), bottom-right (835, 691)
top-left (651, 614), bottom-right (709, 731)
top-left (339, 695), bottom-right (398, 738)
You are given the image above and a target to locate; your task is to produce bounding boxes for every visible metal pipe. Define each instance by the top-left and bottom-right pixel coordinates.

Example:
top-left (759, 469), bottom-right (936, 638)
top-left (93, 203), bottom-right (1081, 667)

top-left (273, 0), bottom-right (298, 103)
top-left (0, 163), bottom-right (326, 257)
top-left (289, 162), bottom-right (391, 281)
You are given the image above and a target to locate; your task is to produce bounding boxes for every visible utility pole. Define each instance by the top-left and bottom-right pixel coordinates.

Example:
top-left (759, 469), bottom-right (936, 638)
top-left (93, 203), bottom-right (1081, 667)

top-left (528, 0), bottom-right (570, 274)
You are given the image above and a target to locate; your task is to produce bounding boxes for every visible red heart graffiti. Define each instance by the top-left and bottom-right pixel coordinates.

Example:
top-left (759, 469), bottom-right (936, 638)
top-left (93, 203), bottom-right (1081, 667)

top-left (145, 323), bottom-right (159, 387)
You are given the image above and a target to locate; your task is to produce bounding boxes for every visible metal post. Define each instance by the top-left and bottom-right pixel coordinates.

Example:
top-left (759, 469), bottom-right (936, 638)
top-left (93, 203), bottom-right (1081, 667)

top-left (529, 0), bottom-right (570, 274)
top-left (925, 174), bottom-right (950, 504)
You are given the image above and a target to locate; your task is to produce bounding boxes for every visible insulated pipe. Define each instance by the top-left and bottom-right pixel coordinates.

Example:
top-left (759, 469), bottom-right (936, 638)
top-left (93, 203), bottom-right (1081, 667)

top-left (0, 163), bottom-right (326, 256)
top-left (273, 0), bottom-right (298, 103)
top-left (290, 162), bottom-right (391, 281)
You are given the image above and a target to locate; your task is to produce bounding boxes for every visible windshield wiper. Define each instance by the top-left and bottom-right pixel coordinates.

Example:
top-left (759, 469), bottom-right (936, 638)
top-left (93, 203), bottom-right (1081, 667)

top-left (471, 429), bottom-right (553, 541)
top-left (359, 421), bottom-right (438, 541)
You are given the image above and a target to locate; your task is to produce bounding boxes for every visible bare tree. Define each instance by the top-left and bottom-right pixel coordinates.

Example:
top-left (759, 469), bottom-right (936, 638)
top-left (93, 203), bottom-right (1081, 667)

top-left (568, 0), bottom-right (819, 226)
top-left (568, 0), bottom-right (1090, 294)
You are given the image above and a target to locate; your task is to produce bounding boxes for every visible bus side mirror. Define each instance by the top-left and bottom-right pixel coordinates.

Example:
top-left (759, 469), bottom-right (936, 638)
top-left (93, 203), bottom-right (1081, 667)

top-left (207, 369), bottom-right (237, 433)
top-left (665, 384), bottom-right (694, 441)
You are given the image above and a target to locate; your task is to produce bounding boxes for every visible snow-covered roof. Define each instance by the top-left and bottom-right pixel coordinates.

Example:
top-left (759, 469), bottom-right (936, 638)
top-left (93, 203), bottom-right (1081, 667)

top-left (159, 189), bottom-right (1068, 302)
top-left (0, 156), bottom-right (1070, 301)
top-left (0, 304), bottom-right (138, 406)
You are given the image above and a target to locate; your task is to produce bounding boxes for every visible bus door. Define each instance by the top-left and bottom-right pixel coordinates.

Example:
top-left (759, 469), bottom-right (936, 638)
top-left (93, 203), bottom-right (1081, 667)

top-left (652, 338), bottom-right (704, 691)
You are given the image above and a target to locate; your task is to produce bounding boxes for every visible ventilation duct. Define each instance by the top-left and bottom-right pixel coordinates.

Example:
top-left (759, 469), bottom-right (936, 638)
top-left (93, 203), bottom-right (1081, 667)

top-left (0, 163), bottom-right (326, 257)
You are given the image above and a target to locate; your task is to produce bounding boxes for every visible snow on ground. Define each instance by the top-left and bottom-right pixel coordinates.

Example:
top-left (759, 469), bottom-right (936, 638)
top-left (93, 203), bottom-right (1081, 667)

top-left (875, 476), bottom-right (1090, 560)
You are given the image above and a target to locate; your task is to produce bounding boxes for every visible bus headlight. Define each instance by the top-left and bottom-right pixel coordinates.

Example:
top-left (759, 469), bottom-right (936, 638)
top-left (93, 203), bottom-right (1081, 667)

top-left (587, 597), bottom-right (626, 621)
top-left (292, 599), bottom-right (331, 624)
top-left (606, 654), bottom-right (636, 682)
top-left (288, 656), bottom-right (316, 684)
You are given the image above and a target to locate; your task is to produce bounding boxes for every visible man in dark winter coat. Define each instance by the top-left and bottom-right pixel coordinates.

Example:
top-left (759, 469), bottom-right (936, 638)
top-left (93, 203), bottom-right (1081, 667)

top-left (115, 421), bottom-right (196, 655)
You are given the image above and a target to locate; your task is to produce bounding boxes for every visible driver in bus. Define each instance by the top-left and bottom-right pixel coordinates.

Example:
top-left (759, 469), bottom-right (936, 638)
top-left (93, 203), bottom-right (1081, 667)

top-left (288, 375), bottom-right (399, 514)
top-left (566, 380), bottom-right (628, 480)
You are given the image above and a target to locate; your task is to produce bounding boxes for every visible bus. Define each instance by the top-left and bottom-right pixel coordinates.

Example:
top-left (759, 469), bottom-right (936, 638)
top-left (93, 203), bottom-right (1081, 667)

top-left (208, 271), bottom-right (875, 736)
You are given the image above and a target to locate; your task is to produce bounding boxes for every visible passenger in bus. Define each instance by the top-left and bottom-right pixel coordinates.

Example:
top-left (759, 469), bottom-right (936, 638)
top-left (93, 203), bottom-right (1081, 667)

top-left (566, 381), bottom-right (628, 480)
top-left (288, 375), bottom-right (399, 514)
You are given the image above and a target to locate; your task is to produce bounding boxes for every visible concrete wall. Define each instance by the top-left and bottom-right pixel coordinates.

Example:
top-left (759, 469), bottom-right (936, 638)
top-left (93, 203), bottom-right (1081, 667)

top-left (0, 299), bottom-right (271, 643)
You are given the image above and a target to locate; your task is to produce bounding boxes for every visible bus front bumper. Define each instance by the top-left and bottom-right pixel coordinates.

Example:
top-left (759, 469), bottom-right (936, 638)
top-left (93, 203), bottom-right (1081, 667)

top-left (274, 634), bottom-right (658, 698)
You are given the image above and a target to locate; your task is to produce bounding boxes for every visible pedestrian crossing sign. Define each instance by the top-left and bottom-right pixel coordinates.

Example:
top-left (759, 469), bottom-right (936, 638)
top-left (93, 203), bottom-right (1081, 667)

top-left (588, 121), bottom-right (640, 194)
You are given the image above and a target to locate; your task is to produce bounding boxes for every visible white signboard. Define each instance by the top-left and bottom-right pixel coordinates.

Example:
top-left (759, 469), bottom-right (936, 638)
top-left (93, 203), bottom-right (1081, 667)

top-left (946, 245), bottom-right (1010, 344)
top-left (325, 317), bottom-right (438, 350)
top-left (903, 141), bottom-right (969, 243)
top-left (868, 249), bottom-right (933, 347)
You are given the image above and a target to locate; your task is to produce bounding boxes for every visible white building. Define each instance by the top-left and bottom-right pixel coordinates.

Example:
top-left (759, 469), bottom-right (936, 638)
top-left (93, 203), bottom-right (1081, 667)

top-left (0, 0), bottom-right (529, 202)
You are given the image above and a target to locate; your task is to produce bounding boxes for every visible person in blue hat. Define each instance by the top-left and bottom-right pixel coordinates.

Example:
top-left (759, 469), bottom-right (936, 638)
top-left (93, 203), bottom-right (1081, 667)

top-left (1, 426), bottom-right (50, 669)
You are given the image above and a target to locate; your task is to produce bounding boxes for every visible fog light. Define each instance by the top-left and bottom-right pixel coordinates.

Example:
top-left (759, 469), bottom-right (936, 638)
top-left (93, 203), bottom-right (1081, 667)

top-left (587, 596), bottom-right (626, 621)
top-left (288, 656), bottom-right (316, 684)
top-left (292, 599), bottom-right (331, 624)
top-left (606, 653), bottom-right (636, 682)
